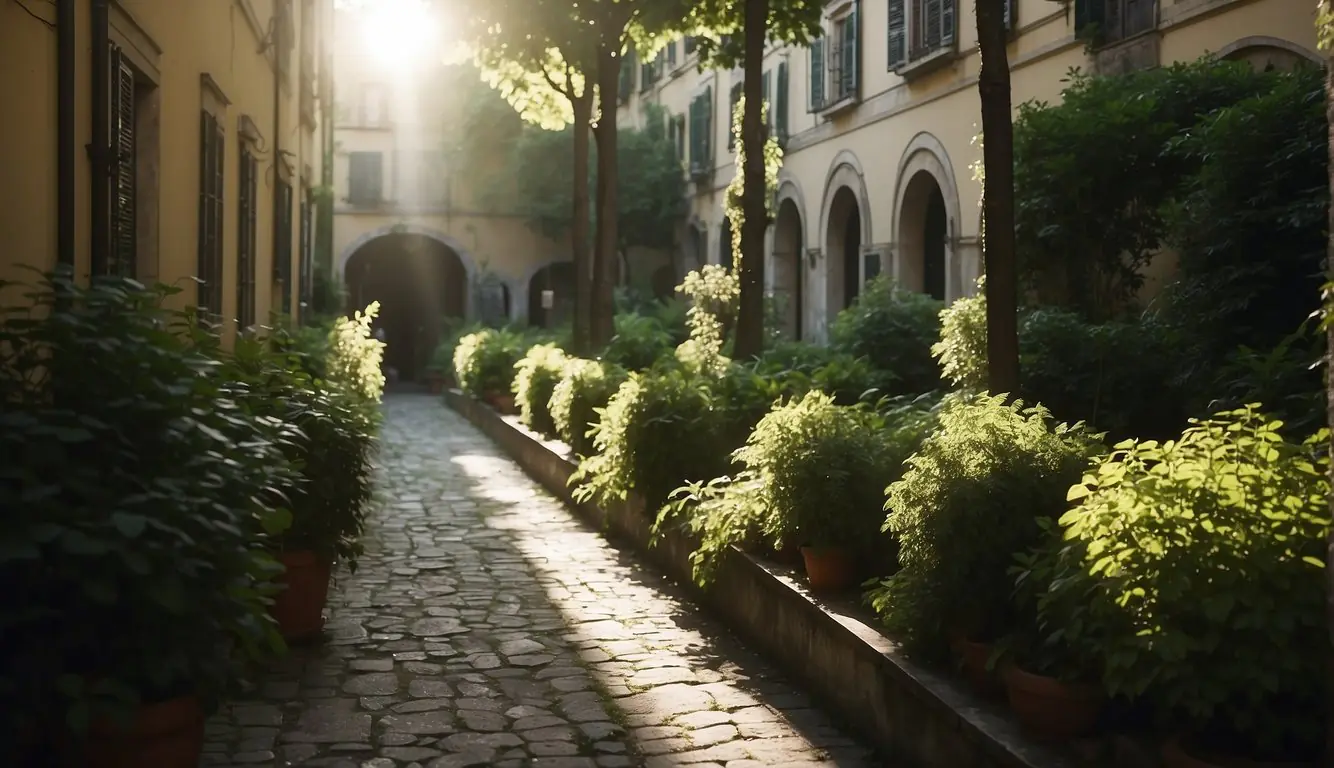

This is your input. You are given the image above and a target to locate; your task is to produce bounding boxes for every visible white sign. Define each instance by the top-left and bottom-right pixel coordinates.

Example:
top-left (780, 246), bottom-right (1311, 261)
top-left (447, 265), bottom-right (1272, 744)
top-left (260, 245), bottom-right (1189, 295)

top-left (540, 289), bottom-right (555, 310)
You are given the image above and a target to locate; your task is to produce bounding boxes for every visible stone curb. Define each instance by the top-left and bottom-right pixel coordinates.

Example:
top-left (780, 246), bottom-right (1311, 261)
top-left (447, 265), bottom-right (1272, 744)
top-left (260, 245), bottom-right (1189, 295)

top-left (444, 390), bottom-right (1077, 768)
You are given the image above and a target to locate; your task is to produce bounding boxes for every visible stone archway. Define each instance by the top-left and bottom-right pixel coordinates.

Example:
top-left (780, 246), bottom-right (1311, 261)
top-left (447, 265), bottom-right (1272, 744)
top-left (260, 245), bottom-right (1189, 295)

top-left (892, 133), bottom-right (963, 301)
top-left (343, 231), bottom-right (468, 382)
top-left (526, 262), bottom-right (576, 329)
top-left (1216, 36), bottom-right (1321, 72)
top-left (772, 197), bottom-right (805, 340)
top-left (819, 153), bottom-right (872, 327)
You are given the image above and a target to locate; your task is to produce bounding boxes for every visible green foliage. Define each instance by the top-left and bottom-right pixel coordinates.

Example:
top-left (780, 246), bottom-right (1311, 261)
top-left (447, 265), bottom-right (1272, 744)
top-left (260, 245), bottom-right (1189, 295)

top-left (752, 341), bottom-right (889, 406)
top-left (869, 394), bottom-right (1103, 660)
top-left (1013, 58), bottom-right (1279, 317)
top-left (603, 312), bottom-right (675, 371)
top-left (617, 104), bottom-right (690, 251)
top-left (0, 274), bottom-right (295, 745)
top-left (932, 277), bottom-right (988, 391)
top-left (453, 328), bottom-right (527, 398)
top-left (513, 343), bottom-right (569, 437)
top-left (831, 276), bottom-right (943, 396)
top-left (550, 358), bottom-right (628, 456)
top-left (723, 95), bottom-right (783, 262)
top-left (1025, 407), bottom-right (1328, 760)
top-left (675, 264), bottom-right (739, 377)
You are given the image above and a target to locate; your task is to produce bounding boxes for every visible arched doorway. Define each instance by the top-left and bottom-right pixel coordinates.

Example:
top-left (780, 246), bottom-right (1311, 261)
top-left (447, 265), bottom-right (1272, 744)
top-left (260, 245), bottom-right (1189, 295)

top-left (898, 170), bottom-right (948, 301)
top-left (1221, 43), bottom-right (1316, 72)
top-left (772, 198), bottom-right (804, 340)
top-left (344, 232), bottom-right (466, 382)
top-left (825, 186), bottom-right (863, 317)
top-left (528, 262), bottom-right (576, 328)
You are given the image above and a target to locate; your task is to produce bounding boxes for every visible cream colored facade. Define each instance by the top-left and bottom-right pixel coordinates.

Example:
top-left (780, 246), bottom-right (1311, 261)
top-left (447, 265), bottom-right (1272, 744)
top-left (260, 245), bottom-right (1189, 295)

top-left (331, 4), bottom-right (577, 331)
top-left (0, 0), bottom-right (331, 333)
top-left (617, 0), bottom-right (1320, 341)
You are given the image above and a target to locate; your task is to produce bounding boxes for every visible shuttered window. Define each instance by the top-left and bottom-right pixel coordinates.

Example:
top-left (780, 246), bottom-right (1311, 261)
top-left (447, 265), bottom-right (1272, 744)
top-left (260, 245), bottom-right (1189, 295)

top-left (1079, 0), bottom-right (1153, 42)
top-left (775, 62), bottom-right (790, 143)
top-left (891, 0), bottom-right (959, 68)
top-left (109, 45), bottom-right (137, 278)
top-left (347, 151), bottom-right (383, 205)
top-left (237, 146), bottom-right (257, 328)
top-left (809, 37), bottom-right (825, 111)
top-left (667, 41), bottom-right (678, 67)
top-left (274, 179), bottom-right (294, 315)
top-left (684, 36), bottom-right (697, 55)
top-left (669, 113), bottom-right (687, 163)
top-left (196, 111), bottom-right (224, 316)
top-left (688, 87), bottom-right (713, 175)
top-left (837, 3), bottom-right (860, 100)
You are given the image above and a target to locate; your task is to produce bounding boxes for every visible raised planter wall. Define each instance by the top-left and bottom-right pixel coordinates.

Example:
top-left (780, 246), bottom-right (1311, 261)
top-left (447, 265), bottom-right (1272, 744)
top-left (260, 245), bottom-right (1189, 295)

top-left (445, 390), bottom-right (1077, 768)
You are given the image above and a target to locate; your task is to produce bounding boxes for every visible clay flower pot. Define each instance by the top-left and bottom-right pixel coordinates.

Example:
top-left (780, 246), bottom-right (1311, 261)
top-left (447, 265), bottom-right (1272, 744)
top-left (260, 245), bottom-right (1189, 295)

top-left (425, 372), bottom-right (445, 395)
top-left (1001, 663), bottom-right (1102, 742)
top-left (950, 635), bottom-right (1003, 697)
top-left (83, 695), bottom-right (204, 768)
top-left (1161, 738), bottom-right (1321, 768)
top-left (486, 392), bottom-right (517, 414)
top-left (799, 546), bottom-right (857, 591)
top-left (271, 550), bottom-right (332, 641)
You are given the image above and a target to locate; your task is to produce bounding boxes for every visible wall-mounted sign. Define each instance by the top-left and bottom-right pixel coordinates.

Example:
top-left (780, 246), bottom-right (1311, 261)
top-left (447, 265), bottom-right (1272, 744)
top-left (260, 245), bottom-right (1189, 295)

top-left (540, 289), bottom-right (555, 310)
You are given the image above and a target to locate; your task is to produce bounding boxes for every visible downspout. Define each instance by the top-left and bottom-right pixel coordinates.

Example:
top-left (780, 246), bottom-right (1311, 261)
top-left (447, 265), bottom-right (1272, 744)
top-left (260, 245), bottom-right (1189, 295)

top-left (272, 9), bottom-right (284, 316)
top-left (56, 0), bottom-right (75, 268)
top-left (90, 0), bottom-right (110, 276)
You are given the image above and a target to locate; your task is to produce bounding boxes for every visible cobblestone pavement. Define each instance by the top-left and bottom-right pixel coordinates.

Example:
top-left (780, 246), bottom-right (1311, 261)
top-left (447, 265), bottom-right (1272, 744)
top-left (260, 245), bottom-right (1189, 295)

top-left (203, 394), bottom-right (879, 768)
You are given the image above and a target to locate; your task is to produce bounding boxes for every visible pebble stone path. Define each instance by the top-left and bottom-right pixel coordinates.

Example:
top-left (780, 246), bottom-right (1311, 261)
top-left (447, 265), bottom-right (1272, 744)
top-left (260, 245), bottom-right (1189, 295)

top-left (203, 394), bottom-right (879, 768)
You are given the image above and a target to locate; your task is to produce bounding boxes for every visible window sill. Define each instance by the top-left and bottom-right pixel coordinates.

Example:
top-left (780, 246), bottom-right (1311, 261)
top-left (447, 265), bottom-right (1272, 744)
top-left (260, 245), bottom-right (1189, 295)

top-left (815, 93), bottom-right (860, 118)
top-left (892, 46), bottom-right (957, 81)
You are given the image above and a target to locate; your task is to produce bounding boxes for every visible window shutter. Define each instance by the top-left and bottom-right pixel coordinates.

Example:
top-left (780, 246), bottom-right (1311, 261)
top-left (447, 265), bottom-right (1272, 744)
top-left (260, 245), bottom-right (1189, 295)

top-left (667, 41), bottom-right (678, 66)
top-left (888, 0), bottom-right (907, 68)
top-left (809, 37), bottom-right (825, 111)
top-left (366, 152), bottom-right (383, 202)
top-left (1073, 0), bottom-right (1104, 35)
top-left (775, 61), bottom-right (789, 142)
top-left (110, 46), bottom-right (136, 277)
top-left (942, 0), bottom-right (956, 46)
top-left (702, 85), bottom-right (713, 168)
top-left (761, 69), bottom-right (772, 137)
top-left (1004, 0), bottom-right (1016, 31)
top-left (843, 3), bottom-right (859, 96)
top-left (688, 97), bottom-right (701, 171)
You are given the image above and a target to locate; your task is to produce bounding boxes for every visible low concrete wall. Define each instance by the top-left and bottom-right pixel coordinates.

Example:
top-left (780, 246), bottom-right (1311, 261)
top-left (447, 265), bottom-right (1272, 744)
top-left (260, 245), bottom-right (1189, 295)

top-left (445, 390), bottom-right (1076, 768)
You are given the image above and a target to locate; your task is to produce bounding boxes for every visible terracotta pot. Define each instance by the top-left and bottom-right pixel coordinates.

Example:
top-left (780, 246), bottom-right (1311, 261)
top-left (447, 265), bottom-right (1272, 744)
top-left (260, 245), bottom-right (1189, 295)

top-left (426, 373), bottom-right (444, 395)
top-left (489, 394), bottom-right (517, 414)
top-left (800, 546), bottom-right (856, 591)
top-left (1162, 738), bottom-right (1321, 768)
top-left (271, 550), bottom-right (332, 641)
top-left (1001, 663), bottom-right (1102, 742)
top-left (82, 695), bottom-right (204, 768)
top-left (950, 636), bottom-right (1003, 697)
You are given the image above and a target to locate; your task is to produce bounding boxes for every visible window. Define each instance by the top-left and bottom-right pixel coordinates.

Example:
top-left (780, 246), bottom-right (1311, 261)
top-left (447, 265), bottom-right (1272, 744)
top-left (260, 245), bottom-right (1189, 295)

top-left (1076, 0), bottom-right (1154, 44)
top-left (668, 113), bottom-right (687, 164)
top-left (347, 151), bottom-right (383, 205)
top-left (774, 62), bottom-right (790, 143)
top-left (196, 111), bottom-right (224, 316)
top-left (809, 3), bottom-right (860, 112)
top-left (667, 41), bottom-right (678, 68)
top-left (727, 81), bottom-right (742, 150)
top-left (107, 44), bottom-right (138, 278)
top-left (888, 0), bottom-right (959, 68)
top-left (641, 50), bottom-right (663, 91)
top-left (684, 36), bottom-right (697, 55)
top-left (761, 69), bottom-right (772, 137)
top-left (688, 87), bottom-right (713, 176)
top-left (237, 146), bottom-right (257, 328)
top-left (619, 53), bottom-right (635, 103)
top-left (361, 83), bottom-right (389, 126)
top-left (274, 179), bottom-right (293, 315)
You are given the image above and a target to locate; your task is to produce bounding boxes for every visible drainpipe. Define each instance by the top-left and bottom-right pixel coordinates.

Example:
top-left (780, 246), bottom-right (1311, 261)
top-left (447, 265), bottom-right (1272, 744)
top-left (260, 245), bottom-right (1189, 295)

top-left (56, 0), bottom-right (75, 268)
top-left (90, 0), bottom-right (110, 276)
top-left (272, 8), bottom-right (285, 316)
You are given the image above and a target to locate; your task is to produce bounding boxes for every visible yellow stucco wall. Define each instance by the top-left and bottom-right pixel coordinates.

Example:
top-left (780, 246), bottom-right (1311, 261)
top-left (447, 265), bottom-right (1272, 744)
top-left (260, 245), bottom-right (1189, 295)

top-left (0, 0), bottom-right (328, 335)
top-left (619, 0), bottom-right (1320, 340)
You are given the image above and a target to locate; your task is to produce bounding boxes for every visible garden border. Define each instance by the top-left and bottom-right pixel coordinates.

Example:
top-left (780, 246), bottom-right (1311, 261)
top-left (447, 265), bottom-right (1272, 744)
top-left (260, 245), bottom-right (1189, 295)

top-left (444, 390), bottom-right (1078, 768)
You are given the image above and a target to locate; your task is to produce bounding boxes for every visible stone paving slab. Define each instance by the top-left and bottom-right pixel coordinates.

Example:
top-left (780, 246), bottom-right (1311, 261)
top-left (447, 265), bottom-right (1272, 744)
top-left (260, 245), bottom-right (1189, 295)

top-left (203, 394), bottom-right (880, 767)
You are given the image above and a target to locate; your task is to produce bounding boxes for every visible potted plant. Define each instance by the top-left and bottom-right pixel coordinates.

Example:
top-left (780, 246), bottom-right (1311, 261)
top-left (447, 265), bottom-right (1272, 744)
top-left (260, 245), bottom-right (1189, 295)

top-left (453, 328), bottom-right (524, 413)
top-left (0, 275), bottom-right (294, 768)
top-left (1033, 408), bottom-right (1328, 766)
top-left (513, 343), bottom-right (568, 437)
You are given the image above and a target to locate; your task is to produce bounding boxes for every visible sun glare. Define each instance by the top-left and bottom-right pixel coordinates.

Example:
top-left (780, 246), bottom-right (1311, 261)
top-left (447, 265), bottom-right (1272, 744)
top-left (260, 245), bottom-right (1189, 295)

top-left (361, 0), bottom-right (440, 69)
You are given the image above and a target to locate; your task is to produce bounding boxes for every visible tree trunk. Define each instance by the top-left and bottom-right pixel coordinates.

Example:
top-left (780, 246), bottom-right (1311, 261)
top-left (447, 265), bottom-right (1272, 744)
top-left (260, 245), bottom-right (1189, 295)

top-left (976, 0), bottom-right (1019, 396)
top-left (733, 0), bottom-right (769, 361)
top-left (591, 41), bottom-right (621, 351)
top-left (1325, 46), bottom-right (1334, 766)
top-left (570, 91), bottom-right (594, 356)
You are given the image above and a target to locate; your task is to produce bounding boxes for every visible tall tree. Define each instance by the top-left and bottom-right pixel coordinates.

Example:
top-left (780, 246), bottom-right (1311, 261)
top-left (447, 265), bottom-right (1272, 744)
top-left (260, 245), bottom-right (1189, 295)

top-left (664, 1), bottom-right (821, 359)
top-left (454, 0), bottom-right (598, 353)
top-left (976, 0), bottom-right (1020, 394)
top-left (1319, 2), bottom-right (1334, 757)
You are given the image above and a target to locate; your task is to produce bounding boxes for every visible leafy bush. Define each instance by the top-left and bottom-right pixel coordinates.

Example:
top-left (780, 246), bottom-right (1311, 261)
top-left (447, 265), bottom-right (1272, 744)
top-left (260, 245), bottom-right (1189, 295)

top-left (0, 274), bottom-right (295, 748)
top-left (868, 394), bottom-right (1102, 660)
top-left (453, 327), bottom-right (526, 398)
top-left (602, 313), bottom-right (674, 371)
top-left (550, 358), bottom-right (627, 457)
top-left (831, 277), bottom-right (943, 395)
top-left (753, 342), bottom-right (890, 405)
top-left (932, 279), bottom-right (988, 391)
top-left (513, 343), bottom-right (568, 437)
top-left (1024, 407), bottom-right (1328, 760)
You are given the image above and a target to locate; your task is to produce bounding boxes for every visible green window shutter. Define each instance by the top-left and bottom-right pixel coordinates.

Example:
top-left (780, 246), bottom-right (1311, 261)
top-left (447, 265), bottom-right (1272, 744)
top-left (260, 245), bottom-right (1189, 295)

top-left (809, 37), bottom-right (825, 111)
top-left (776, 62), bottom-right (789, 142)
top-left (1073, 0), bottom-right (1103, 36)
top-left (843, 3), bottom-right (859, 97)
top-left (689, 97), bottom-right (701, 171)
top-left (888, 0), bottom-right (906, 68)
top-left (667, 41), bottom-right (678, 66)
top-left (702, 85), bottom-right (713, 168)
top-left (941, 0), bottom-right (956, 46)
top-left (111, 44), bottom-right (137, 278)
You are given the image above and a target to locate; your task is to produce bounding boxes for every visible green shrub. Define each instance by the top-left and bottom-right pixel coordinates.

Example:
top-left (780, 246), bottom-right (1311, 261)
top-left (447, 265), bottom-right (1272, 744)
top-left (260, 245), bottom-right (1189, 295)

top-left (0, 274), bottom-right (295, 749)
top-left (831, 277), bottom-right (943, 395)
top-left (513, 343), bottom-right (568, 437)
top-left (1022, 407), bottom-right (1328, 761)
top-left (453, 328), bottom-right (526, 398)
top-left (550, 358), bottom-right (627, 456)
top-left (868, 394), bottom-right (1102, 661)
top-left (932, 279), bottom-right (988, 391)
top-left (753, 342), bottom-right (890, 405)
top-left (603, 313), bottom-right (674, 371)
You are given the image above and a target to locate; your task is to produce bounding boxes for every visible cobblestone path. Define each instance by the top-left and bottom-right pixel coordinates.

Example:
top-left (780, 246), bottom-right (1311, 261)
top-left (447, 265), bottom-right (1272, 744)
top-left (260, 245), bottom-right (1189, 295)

top-left (204, 395), bottom-right (878, 768)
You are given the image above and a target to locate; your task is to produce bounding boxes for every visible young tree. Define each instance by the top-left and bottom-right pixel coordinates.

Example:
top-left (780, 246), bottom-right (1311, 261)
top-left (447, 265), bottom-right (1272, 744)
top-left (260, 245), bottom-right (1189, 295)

top-left (975, 0), bottom-right (1020, 394)
top-left (1320, 3), bottom-right (1334, 757)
